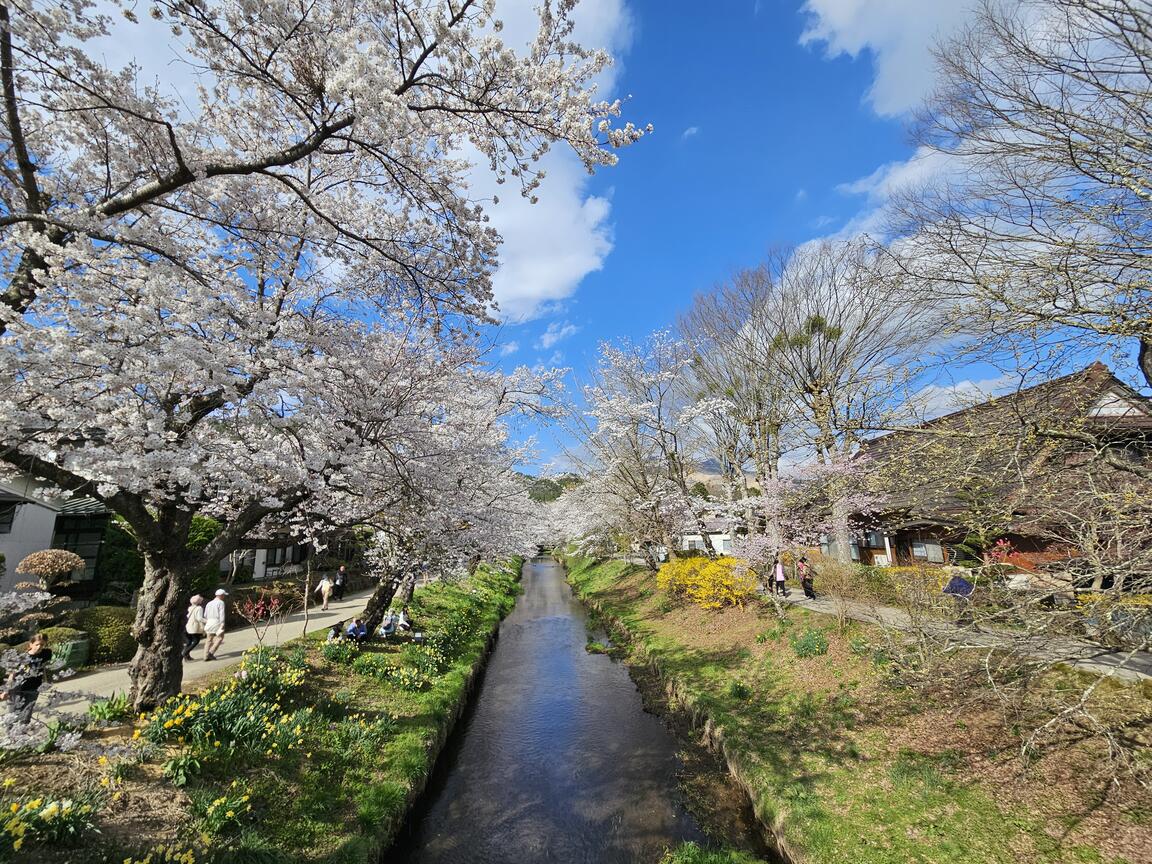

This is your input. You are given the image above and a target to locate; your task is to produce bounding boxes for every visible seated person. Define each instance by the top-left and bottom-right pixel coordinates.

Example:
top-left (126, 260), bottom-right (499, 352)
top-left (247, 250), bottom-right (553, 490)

top-left (326, 620), bottom-right (346, 642)
top-left (397, 606), bottom-right (413, 632)
top-left (345, 618), bottom-right (369, 643)
top-left (377, 610), bottom-right (398, 639)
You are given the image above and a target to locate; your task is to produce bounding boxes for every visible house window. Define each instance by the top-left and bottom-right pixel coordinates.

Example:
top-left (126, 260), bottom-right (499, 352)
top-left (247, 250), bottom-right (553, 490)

top-left (911, 540), bottom-right (944, 563)
top-left (51, 514), bottom-right (108, 581)
top-left (863, 531), bottom-right (885, 549)
top-left (0, 503), bottom-right (17, 534)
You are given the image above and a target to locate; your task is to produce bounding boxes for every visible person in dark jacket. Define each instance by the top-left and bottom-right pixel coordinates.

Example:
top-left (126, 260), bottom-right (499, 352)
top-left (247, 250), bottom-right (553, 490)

top-left (345, 619), bottom-right (369, 643)
top-left (333, 565), bottom-right (348, 602)
top-left (798, 556), bottom-right (816, 599)
top-left (1, 634), bottom-right (52, 724)
top-left (943, 573), bottom-right (975, 625)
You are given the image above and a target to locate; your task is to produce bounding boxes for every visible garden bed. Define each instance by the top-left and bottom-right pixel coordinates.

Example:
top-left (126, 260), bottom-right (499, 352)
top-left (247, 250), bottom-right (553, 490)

top-left (0, 560), bottom-right (521, 863)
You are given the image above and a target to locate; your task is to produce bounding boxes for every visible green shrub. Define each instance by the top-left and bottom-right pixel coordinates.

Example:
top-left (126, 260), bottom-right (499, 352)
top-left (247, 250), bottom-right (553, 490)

top-left (71, 606), bottom-right (136, 663)
top-left (350, 652), bottom-right (395, 681)
top-left (87, 691), bottom-right (131, 725)
top-left (790, 628), bottom-right (830, 658)
top-left (0, 789), bottom-right (102, 855)
top-left (161, 752), bottom-right (202, 787)
top-left (404, 643), bottom-right (448, 677)
top-left (320, 638), bottom-right (360, 664)
top-left (36, 625), bottom-right (86, 644)
top-left (189, 782), bottom-right (253, 836)
top-left (141, 647), bottom-right (312, 756)
top-left (727, 680), bottom-right (751, 700)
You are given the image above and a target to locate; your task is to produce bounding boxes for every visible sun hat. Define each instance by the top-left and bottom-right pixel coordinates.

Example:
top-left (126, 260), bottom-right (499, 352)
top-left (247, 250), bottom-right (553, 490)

top-left (214, 588), bottom-right (228, 596)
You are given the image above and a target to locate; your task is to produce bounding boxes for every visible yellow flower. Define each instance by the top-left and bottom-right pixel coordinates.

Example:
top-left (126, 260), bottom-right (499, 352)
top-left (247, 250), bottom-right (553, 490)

top-left (98, 755), bottom-right (109, 766)
top-left (9, 803), bottom-right (18, 814)
top-left (13, 837), bottom-right (22, 851)
top-left (1, 779), bottom-right (14, 789)
top-left (133, 729), bottom-right (142, 739)
top-left (225, 810), bottom-right (234, 818)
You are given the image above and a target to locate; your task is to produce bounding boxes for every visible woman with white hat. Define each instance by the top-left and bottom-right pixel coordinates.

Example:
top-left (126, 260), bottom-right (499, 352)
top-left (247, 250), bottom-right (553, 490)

top-left (183, 594), bottom-right (207, 660)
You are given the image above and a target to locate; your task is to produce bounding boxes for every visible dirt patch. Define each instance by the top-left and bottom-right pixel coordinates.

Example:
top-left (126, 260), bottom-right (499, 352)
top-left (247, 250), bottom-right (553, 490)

top-left (886, 703), bottom-right (1152, 864)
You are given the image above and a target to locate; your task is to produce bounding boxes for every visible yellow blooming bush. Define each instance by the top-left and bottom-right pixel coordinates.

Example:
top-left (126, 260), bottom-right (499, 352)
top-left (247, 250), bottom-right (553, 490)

top-left (140, 647), bottom-right (313, 754)
top-left (190, 781), bottom-right (252, 836)
top-left (120, 845), bottom-right (199, 864)
top-left (657, 556), bottom-right (758, 609)
top-left (0, 791), bottom-right (100, 859)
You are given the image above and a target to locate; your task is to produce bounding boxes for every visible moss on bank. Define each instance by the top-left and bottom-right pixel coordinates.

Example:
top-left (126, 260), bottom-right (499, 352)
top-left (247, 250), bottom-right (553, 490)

top-left (566, 556), bottom-right (1149, 864)
top-left (4, 560), bottom-right (521, 864)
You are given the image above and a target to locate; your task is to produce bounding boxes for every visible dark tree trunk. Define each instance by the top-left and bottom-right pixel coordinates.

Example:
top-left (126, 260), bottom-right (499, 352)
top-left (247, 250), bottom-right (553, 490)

top-left (128, 559), bottom-right (190, 711)
top-left (362, 571), bottom-right (403, 634)
top-left (642, 546), bottom-right (659, 572)
top-left (394, 572), bottom-right (417, 608)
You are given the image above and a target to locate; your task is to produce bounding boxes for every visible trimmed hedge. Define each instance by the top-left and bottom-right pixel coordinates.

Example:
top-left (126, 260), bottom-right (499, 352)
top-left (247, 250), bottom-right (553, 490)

top-left (71, 605), bottom-right (136, 664)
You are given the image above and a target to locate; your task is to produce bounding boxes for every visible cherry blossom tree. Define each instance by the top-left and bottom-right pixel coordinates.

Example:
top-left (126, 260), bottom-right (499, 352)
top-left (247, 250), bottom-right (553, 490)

top-left (566, 332), bottom-right (713, 568)
top-left (0, 1), bottom-right (646, 708)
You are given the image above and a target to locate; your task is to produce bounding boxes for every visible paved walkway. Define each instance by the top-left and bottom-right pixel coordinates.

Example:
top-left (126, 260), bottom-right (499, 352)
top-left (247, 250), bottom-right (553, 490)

top-left (763, 589), bottom-right (1152, 682)
top-left (51, 588), bottom-right (376, 714)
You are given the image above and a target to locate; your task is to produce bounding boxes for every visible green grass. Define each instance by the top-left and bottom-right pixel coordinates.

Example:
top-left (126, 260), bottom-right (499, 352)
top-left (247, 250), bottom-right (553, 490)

top-left (661, 841), bottom-right (764, 864)
top-left (128, 560), bottom-right (522, 864)
top-left (565, 555), bottom-right (1122, 864)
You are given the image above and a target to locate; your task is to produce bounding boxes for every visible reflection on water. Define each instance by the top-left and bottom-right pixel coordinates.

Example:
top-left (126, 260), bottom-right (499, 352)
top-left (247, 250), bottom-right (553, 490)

top-left (390, 558), bottom-right (707, 864)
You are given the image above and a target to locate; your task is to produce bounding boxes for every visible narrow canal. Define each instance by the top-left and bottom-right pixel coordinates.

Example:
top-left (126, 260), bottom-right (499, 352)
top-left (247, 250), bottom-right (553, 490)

top-left (391, 557), bottom-right (710, 863)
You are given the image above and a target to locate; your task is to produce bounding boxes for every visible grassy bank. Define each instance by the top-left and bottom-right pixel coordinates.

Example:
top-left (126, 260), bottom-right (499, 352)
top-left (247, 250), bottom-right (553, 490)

top-left (566, 556), bottom-right (1152, 864)
top-left (2, 561), bottom-right (521, 863)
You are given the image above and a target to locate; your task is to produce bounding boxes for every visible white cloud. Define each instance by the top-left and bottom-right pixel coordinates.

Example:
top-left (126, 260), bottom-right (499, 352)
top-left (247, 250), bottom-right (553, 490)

top-left (484, 154), bottom-right (616, 322)
top-left (837, 146), bottom-right (955, 202)
top-left (498, 341), bottom-right (521, 357)
top-left (832, 145), bottom-right (970, 238)
top-left (794, 188), bottom-right (808, 203)
top-left (799, 0), bottom-right (974, 116)
top-left (681, 126), bottom-right (700, 140)
top-left (536, 321), bottom-right (580, 350)
top-left (479, 0), bottom-right (635, 322)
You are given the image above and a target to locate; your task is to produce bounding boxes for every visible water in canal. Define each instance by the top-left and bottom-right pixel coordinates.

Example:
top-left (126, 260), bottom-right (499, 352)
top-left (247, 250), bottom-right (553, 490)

top-left (391, 557), bottom-right (710, 864)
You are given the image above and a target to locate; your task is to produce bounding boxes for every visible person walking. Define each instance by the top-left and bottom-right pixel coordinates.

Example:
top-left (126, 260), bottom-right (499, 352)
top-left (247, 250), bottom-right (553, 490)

top-left (773, 556), bottom-right (788, 597)
top-left (203, 588), bottom-right (228, 661)
top-left (798, 556), bottom-right (816, 600)
top-left (183, 594), bottom-right (207, 659)
top-left (333, 565), bottom-right (348, 602)
top-left (315, 574), bottom-right (334, 611)
top-left (0, 634), bottom-right (52, 724)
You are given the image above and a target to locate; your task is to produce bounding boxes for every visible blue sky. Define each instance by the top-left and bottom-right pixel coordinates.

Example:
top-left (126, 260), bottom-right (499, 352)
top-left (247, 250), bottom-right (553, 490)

top-left (485, 0), bottom-right (977, 464)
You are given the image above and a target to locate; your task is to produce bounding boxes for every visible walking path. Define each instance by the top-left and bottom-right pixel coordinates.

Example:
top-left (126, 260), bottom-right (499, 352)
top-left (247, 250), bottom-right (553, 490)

top-left (765, 589), bottom-right (1152, 682)
top-left (51, 588), bottom-right (376, 714)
